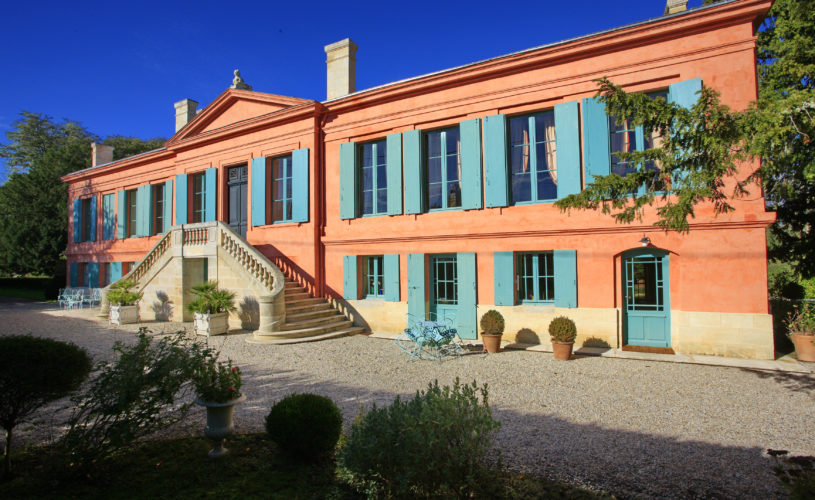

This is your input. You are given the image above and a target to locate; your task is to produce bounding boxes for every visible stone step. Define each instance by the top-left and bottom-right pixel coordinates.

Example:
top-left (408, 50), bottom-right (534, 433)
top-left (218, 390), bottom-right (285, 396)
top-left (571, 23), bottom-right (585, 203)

top-left (281, 313), bottom-right (348, 331)
top-left (285, 308), bottom-right (339, 323)
top-left (286, 302), bottom-right (332, 314)
top-left (284, 297), bottom-right (325, 308)
top-left (246, 327), bottom-right (365, 345)
top-left (256, 319), bottom-right (354, 339)
top-left (285, 291), bottom-right (312, 301)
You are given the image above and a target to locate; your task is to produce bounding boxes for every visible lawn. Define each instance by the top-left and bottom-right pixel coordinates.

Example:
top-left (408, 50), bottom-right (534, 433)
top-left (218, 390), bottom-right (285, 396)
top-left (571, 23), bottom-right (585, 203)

top-left (0, 433), bottom-right (613, 499)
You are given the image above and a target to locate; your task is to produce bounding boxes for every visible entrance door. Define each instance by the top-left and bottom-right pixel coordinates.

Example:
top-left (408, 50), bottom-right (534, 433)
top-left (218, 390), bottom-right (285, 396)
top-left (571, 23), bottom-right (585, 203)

top-left (430, 255), bottom-right (458, 326)
top-left (623, 250), bottom-right (670, 347)
top-left (227, 165), bottom-right (248, 238)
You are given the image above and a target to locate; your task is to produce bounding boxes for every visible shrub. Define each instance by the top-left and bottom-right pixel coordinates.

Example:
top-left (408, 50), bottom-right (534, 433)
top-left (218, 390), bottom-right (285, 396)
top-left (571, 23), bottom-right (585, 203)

top-left (106, 279), bottom-right (142, 306)
top-left (193, 358), bottom-right (242, 403)
top-left (0, 335), bottom-right (91, 478)
top-left (337, 378), bottom-right (501, 498)
top-left (63, 328), bottom-right (213, 466)
top-left (480, 309), bottom-right (505, 335)
top-left (265, 393), bottom-right (342, 460)
top-left (548, 316), bottom-right (577, 343)
top-left (787, 303), bottom-right (815, 337)
top-left (186, 281), bottom-right (236, 314)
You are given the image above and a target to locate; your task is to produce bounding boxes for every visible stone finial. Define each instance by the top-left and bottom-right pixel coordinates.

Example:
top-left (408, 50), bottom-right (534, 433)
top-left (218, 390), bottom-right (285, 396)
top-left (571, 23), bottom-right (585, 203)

top-left (665, 0), bottom-right (688, 14)
top-left (231, 69), bottom-right (253, 90)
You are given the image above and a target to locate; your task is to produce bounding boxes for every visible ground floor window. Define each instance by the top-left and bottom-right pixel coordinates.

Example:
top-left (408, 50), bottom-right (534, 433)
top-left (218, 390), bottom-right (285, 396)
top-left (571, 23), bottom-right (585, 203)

top-left (77, 262), bottom-right (87, 287)
top-left (517, 252), bottom-right (554, 303)
top-left (432, 256), bottom-right (458, 306)
top-left (363, 256), bottom-right (384, 298)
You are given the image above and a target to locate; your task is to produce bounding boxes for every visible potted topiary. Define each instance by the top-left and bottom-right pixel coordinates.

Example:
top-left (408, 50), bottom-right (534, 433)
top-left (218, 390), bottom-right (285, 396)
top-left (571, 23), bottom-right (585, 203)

top-left (480, 309), bottom-right (505, 353)
top-left (187, 281), bottom-right (236, 337)
top-left (549, 316), bottom-right (577, 360)
top-left (193, 356), bottom-right (245, 458)
top-left (107, 279), bottom-right (142, 325)
top-left (787, 303), bottom-right (815, 362)
top-left (265, 393), bottom-right (343, 461)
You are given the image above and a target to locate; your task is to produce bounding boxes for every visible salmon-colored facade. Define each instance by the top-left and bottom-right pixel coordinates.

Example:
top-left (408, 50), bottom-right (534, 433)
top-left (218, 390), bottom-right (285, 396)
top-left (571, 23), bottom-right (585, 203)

top-left (63, 0), bottom-right (777, 358)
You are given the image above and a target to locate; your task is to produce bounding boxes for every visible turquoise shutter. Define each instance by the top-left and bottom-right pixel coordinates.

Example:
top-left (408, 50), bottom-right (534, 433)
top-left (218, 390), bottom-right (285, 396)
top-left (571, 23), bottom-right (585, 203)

top-left (251, 157), bottom-right (267, 226)
top-left (582, 97), bottom-right (611, 184)
top-left (384, 254), bottom-right (400, 301)
top-left (136, 184), bottom-right (152, 237)
top-left (163, 179), bottom-right (173, 231)
top-left (493, 251), bottom-right (515, 306)
top-left (110, 262), bottom-right (123, 282)
top-left (88, 262), bottom-right (99, 288)
top-left (554, 101), bottom-right (582, 199)
top-left (117, 190), bottom-right (126, 238)
top-left (343, 255), bottom-right (357, 300)
top-left (403, 130), bottom-right (424, 214)
top-left (456, 252), bottom-right (477, 340)
top-left (103, 194), bottom-right (115, 240)
top-left (386, 133), bottom-right (403, 215)
top-left (459, 118), bottom-right (483, 210)
top-left (669, 78), bottom-right (702, 184)
top-left (291, 148), bottom-right (309, 223)
top-left (484, 114), bottom-right (509, 207)
top-left (89, 196), bottom-right (97, 241)
top-left (73, 199), bottom-right (81, 243)
top-left (69, 262), bottom-right (78, 287)
top-left (554, 249), bottom-right (577, 308)
top-left (175, 174), bottom-right (187, 225)
top-left (407, 253), bottom-right (425, 319)
top-left (204, 168), bottom-right (216, 222)
top-left (339, 142), bottom-right (357, 219)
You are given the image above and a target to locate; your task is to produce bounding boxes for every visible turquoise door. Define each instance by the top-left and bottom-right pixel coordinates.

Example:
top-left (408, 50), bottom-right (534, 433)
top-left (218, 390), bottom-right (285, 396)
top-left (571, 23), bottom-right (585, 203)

top-left (430, 255), bottom-right (458, 326)
top-left (623, 250), bottom-right (670, 348)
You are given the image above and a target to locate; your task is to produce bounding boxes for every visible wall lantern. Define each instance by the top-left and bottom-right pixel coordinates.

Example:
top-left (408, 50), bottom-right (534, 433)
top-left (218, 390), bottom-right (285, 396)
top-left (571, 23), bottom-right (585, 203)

top-left (640, 234), bottom-right (651, 247)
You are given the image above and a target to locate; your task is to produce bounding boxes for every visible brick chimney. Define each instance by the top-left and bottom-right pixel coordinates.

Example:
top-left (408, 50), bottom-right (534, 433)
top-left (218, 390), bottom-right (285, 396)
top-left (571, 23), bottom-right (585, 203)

top-left (174, 98), bottom-right (199, 133)
top-left (324, 38), bottom-right (358, 100)
top-left (665, 0), bottom-right (688, 14)
top-left (91, 142), bottom-right (114, 167)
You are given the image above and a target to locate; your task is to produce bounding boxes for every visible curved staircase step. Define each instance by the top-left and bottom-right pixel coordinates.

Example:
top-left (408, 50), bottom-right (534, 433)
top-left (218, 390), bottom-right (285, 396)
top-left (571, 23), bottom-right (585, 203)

top-left (253, 319), bottom-right (353, 339)
top-left (285, 297), bottom-right (325, 308)
top-left (281, 313), bottom-right (348, 331)
top-left (286, 302), bottom-right (332, 314)
top-left (285, 308), bottom-right (339, 322)
top-left (246, 327), bottom-right (365, 345)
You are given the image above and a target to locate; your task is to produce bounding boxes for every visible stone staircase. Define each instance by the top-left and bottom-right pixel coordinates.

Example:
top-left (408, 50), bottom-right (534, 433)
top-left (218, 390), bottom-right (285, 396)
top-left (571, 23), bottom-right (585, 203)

top-left (246, 278), bottom-right (365, 344)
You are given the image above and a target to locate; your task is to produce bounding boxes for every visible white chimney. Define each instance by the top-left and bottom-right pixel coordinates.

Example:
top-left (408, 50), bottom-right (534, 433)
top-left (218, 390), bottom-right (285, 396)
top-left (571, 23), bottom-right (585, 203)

top-left (666, 0), bottom-right (688, 14)
top-left (324, 38), bottom-right (358, 100)
top-left (91, 142), bottom-right (114, 167)
top-left (174, 98), bottom-right (199, 133)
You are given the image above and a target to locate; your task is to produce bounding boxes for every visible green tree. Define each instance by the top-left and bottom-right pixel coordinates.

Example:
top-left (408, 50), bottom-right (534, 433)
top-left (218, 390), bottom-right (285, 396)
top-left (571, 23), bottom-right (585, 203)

top-left (556, 0), bottom-right (815, 276)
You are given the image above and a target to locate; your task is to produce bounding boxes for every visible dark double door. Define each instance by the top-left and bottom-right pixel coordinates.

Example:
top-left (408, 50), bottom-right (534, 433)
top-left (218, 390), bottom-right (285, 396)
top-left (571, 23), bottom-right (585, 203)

top-left (228, 165), bottom-right (248, 238)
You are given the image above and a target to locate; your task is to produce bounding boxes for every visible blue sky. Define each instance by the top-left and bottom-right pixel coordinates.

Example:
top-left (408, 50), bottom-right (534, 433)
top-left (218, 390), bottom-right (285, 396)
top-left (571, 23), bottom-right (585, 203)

top-left (0, 0), bottom-right (711, 178)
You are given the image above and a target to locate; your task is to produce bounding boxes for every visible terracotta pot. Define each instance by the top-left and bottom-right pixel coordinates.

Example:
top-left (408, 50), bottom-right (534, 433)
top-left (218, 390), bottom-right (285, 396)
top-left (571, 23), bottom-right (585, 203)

top-left (791, 334), bottom-right (815, 362)
top-left (195, 394), bottom-right (247, 457)
top-left (552, 341), bottom-right (574, 360)
top-left (482, 333), bottom-right (502, 353)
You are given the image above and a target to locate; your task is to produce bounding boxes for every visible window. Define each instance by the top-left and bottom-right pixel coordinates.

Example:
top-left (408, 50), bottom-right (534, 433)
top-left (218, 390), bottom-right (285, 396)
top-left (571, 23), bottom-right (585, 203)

top-left (153, 183), bottom-right (165, 235)
top-left (103, 193), bottom-right (115, 240)
top-left (270, 154), bottom-right (293, 223)
top-left (191, 173), bottom-right (205, 223)
top-left (359, 140), bottom-right (387, 216)
top-left (426, 127), bottom-right (461, 210)
top-left (122, 262), bottom-right (134, 276)
top-left (608, 90), bottom-right (668, 189)
top-left (126, 189), bottom-right (138, 237)
top-left (509, 111), bottom-right (557, 203)
top-left (81, 198), bottom-right (93, 242)
top-left (517, 252), bottom-right (554, 303)
top-left (363, 256), bottom-right (385, 298)
top-left (101, 263), bottom-right (111, 287)
top-left (77, 262), bottom-right (87, 287)
top-left (432, 256), bottom-right (458, 305)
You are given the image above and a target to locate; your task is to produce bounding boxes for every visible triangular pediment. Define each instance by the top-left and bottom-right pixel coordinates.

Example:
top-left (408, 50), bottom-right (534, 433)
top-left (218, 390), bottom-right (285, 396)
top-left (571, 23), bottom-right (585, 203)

top-left (168, 89), bottom-right (312, 144)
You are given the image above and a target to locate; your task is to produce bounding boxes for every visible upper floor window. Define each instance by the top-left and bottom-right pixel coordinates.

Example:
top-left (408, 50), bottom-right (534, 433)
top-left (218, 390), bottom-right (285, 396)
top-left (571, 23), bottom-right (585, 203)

top-left (126, 189), bottom-right (138, 238)
top-left (360, 140), bottom-right (387, 216)
top-left (190, 172), bottom-right (206, 223)
top-left (517, 251), bottom-right (554, 303)
top-left (271, 154), bottom-right (293, 223)
top-left (609, 90), bottom-right (668, 183)
top-left (363, 255), bottom-right (385, 298)
top-left (509, 111), bottom-right (557, 204)
top-left (81, 198), bottom-right (93, 242)
top-left (153, 183), bottom-right (165, 235)
top-left (426, 127), bottom-right (461, 210)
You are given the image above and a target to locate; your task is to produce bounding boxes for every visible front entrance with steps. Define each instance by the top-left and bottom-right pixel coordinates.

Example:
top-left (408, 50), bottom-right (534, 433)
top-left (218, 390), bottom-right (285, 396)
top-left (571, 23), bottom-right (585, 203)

top-left (246, 278), bottom-right (365, 344)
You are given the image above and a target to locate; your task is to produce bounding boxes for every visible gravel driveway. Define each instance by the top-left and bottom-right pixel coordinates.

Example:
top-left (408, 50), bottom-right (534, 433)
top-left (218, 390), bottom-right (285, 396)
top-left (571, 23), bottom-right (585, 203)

top-left (3, 299), bottom-right (814, 499)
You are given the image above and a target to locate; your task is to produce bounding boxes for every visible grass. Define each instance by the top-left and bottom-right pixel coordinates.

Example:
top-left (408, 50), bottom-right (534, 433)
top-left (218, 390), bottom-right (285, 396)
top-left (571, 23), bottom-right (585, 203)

top-left (0, 288), bottom-right (48, 301)
top-left (0, 433), bottom-right (614, 499)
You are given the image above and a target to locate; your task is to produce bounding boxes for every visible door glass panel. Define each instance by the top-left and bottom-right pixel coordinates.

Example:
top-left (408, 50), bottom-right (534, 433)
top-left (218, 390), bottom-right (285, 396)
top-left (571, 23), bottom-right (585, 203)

top-left (432, 256), bottom-right (458, 306)
top-left (625, 256), bottom-right (664, 311)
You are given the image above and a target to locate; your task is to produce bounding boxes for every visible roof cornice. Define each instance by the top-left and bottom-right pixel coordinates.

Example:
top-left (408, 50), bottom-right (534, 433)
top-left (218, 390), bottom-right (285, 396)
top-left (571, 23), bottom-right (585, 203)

top-left (61, 147), bottom-right (173, 183)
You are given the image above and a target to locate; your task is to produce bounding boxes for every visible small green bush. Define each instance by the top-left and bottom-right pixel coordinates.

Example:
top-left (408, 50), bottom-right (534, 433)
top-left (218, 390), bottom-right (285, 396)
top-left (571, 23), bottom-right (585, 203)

top-left (480, 309), bottom-right (505, 335)
top-left (0, 335), bottom-right (91, 478)
top-left (549, 316), bottom-right (577, 343)
top-left (107, 279), bottom-right (142, 306)
top-left (265, 393), bottom-right (342, 460)
top-left (337, 378), bottom-right (501, 498)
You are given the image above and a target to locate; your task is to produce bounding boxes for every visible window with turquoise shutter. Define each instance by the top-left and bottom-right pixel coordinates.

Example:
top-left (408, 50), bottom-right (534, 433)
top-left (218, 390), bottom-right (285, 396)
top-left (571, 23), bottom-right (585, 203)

top-left (509, 112), bottom-right (557, 204)
top-left (517, 252), bottom-right (555, 303)
top-left (363, 255), bottom-right (385, 298)
top-left (190, 173), bottom-right (206, 223)
top-left (426, 127), bottom-right (461, 210)
top-left (103, 193), bottom-right (115, 240)
top-left (493, 250), bottom-right (577, 307)
top-left (359, 140), bottom-right (388, 216)
top-left (271, 154), bottom-right (293, 222)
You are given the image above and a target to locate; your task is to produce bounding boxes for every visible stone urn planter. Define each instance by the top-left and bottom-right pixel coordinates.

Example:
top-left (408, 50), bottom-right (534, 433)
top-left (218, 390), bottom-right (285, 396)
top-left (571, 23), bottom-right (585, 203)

top-left (195, 394), bottom-right (246, 458)
top-left (109, 304), bottom-right (139, 325)
top-left (193, 312), bottom-right (229, 337)
top-left (790, 334), bottom-right (815, 362)
top-left (552, 340), bottom-right (575, 360)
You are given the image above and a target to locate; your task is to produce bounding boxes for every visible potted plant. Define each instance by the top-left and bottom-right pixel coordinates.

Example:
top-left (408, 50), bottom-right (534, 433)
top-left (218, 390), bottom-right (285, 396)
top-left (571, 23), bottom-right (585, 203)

top-left (549, 316), bottom-right (577, 360)
top-left (187, 281), bottom-right (236, 337)
top-left (787, 303), bottom-right (815, 362)
top-left (480, 309), bottom-right (505, 353)
top-left (193, 356), bottom-right (245, 457)
top-left (107, 279), bottom-right (142, 325)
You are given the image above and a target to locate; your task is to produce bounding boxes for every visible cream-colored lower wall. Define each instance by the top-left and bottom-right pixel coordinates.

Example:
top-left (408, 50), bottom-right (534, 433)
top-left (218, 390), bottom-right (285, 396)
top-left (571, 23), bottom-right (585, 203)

top-left (672, 310), bottom-right (774, 359)
top-left (346, 299), bottom-right (408, 335)
top-left (477, 305), bottom-right (619, 348)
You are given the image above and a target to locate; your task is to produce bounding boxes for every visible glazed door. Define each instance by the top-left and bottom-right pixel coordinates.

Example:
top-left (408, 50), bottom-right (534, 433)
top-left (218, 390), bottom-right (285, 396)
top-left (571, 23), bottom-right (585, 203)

top-left (227, 165), bottom-right (248, 238)
top-left (430, 255), bottom-right (458, 326)
top-left (623, 251), bottom-right (671, 347)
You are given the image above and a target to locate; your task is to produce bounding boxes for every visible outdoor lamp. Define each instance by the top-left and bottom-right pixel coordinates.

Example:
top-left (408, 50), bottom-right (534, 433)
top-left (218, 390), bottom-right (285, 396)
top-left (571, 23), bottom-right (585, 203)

top-left (640, 234), bottom-right (651, 247)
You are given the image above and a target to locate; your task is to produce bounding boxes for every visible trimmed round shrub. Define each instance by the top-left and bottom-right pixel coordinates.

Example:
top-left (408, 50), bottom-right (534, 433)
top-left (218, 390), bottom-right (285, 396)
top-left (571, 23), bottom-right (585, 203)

top-left (265, 393), bottom-right (342, 460)
top-left (548, 316), bottom-right (577, 342)
top-left (480, 309), bottom-right (505, 335)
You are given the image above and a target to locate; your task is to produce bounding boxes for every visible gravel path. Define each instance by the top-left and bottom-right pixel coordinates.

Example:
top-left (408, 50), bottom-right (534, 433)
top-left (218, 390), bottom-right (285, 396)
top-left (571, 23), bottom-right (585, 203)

top-left (3, 299), bottom-right (814, 499)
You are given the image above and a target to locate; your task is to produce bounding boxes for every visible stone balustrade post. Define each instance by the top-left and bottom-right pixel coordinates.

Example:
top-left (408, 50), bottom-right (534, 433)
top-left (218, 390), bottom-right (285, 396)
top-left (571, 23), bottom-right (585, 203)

top-left (257, 294), bottom-right (285, 334)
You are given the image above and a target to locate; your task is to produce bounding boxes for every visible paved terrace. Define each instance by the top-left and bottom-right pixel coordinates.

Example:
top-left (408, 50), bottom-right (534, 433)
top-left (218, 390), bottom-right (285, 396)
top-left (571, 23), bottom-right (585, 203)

top-left (3, 298), bottom-right (813, 499)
